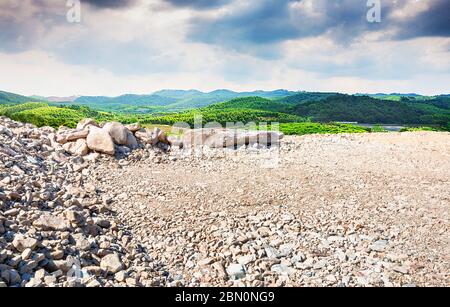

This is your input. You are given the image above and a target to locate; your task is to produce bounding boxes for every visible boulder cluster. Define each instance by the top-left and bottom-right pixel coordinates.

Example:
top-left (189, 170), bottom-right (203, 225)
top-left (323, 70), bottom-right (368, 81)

top-left (181, 128), bottom-right (284, 149)
top-left (53, 119), bottom-right (171, 158)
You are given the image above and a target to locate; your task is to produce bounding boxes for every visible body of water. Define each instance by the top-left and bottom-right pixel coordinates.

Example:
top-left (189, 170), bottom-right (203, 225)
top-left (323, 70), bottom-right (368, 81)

top-left (356, 124), bottom-right (405, 131)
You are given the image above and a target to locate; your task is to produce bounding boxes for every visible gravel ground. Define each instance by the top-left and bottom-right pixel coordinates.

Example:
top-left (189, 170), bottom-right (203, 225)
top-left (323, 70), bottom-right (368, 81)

top-left (89, 132), bottom-right (450, 287)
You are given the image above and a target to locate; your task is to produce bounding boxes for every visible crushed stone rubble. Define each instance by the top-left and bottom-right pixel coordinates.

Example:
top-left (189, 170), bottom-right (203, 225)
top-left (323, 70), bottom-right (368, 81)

top-left (1, 116), bottom-right (449, 287)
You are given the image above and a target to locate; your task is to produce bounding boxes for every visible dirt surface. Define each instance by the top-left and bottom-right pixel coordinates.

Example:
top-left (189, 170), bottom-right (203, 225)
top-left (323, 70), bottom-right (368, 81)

top-left (90, 132), bottom-right (450, 287)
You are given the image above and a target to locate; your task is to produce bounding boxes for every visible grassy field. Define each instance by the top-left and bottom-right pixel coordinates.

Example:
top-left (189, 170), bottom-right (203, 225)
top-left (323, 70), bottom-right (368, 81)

top-left (275, 122), bottom-right (370, 135)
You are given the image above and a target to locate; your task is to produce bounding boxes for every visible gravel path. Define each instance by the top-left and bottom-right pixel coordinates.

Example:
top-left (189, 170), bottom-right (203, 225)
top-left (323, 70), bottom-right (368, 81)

top-left (89, 132), bottom-right (450, 287)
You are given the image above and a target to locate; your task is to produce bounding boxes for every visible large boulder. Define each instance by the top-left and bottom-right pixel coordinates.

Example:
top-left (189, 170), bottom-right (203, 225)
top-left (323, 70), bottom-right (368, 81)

top-left (56, 129), bottom-right (89, 144)
top-left (168, 135), bottom-right (183, 148)
top-left (125, 130), bottom-right (139, 149)
top-left (204, 130), bottom-right (235, 148)
top-left (86, 127), bottom-right (115, 155)
top-left (125, 123), bottom-right (141, 133)
top-left (103, 122), bottom-right (128, 145)
top-left (66, 129), bottom-right (89, 142)
top-left (62, 139), bottom-right (89, 156)
top-left (257, 131), bottom-right (284, 145)
top-left (134, 129), bottom-right (151, 143)
top-left (151, 128), bottom-right (170, 146)
top-left (77, 118), bottom-right (99, 130)
top-left (182, 128), bottom-right (222, 148)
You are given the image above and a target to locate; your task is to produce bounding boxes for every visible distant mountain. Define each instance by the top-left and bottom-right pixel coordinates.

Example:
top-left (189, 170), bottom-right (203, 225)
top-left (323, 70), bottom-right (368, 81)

top-left (40, 96), bottom-right (79, 102)
top-left (74, 96), bottom-right (111, 104)
top-left (0, 91), bottom-right (41, 104)
top-left (64, 89), bottom-right (298, 112)
top-left (74, 94), bottom-right (177, 105)
top-left (152, 89), bottom-right (203, 99)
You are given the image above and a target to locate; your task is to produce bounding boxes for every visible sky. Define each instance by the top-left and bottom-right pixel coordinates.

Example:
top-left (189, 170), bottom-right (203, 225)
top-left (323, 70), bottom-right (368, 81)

top-left (0, 0), bottom-right (449, 96)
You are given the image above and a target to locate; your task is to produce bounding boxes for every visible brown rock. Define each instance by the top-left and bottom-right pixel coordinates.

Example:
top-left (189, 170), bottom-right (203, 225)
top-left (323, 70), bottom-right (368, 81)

top-left (33, 214), bottom-right (71, 231)
top-left (86, 127), bottom-right (115, 155)
top-left (77, 118), bottom-right (99, 130)
top-left (62, 139), bottom-right (89, 156)
top-left (12, 234), bottom-right (39, 252)
top-left (100, 253), bottom-right (123, 274)
top-left (125, 123), bottom-right (141, 132)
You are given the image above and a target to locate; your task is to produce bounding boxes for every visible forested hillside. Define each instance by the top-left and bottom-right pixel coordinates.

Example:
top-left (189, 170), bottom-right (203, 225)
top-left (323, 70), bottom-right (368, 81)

top-left (0, 91), bottom-right (41, 104)
top-left (1, 89), bottom-right (449, 131)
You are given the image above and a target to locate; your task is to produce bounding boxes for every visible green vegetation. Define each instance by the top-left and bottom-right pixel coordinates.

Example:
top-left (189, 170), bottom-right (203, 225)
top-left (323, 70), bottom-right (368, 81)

top-left (399, 126), bottom-right (441, 132)
top-left (1, 89), bottom-right (449, 134)
top-left (370, 124), bottom-right (387, 133)
top-left (0, 103), bottom-right (108, 128)
top-left (272, 122), bottom-right (369, 135)
top-left (143, 109), bottom-right (305, 127)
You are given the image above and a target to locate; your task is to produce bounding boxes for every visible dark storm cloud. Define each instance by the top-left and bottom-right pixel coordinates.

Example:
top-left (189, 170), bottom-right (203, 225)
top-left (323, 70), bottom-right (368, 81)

top-left (187, 0), bottom-right (450, 52)
top-left (187, 0), bottom-right (386, 50)
top-left (164, 0), bottom-right (231, 9)
top-left (394, 0), bottom-right (450, 39)
top-left (190, 0), bottom-right (297, 45)
top-left (83, 0), bottom-right (136, 9)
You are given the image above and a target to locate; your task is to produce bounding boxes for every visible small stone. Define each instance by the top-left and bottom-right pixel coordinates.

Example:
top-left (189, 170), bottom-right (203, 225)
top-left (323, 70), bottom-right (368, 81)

top-left (34, 269), bottom-right (47, 281)
top-left (313, 260), bottom-right (327, 270)
top-left (86, 279), bottom-right (102, 287)
top-left (100, 253), bottom-right (123, 274)
top-left (114, 270), bottom-right (126, 282)
top-left (65, 210), bottom-right (85, 225)
top-left (226, 264), bottom-right (246, 280)
top-left (44, 275), bottom-right (57, 286)
top-left (4, 208), bottom-right (20, 216)
top-left (371, 240), bottom-right (388, 252)
top-left (21, 248), bottom-right (33, 260)
top-left (393, 265), bottom-right (409, 275)
top-left (33, 214), bottom-right (70, 231)
top-left (198, 258), bottom-right (215, 267)
top-left (271, 264), bottom-right (295, 276)
top-left (12, 234), bottom-right (39, 252)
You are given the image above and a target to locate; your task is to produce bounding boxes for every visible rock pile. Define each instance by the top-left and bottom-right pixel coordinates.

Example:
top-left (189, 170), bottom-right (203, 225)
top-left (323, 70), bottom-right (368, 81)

top-left (0, 117), bottom-right (166, 287)
top-left (52, 119), bottom-right (171, 158)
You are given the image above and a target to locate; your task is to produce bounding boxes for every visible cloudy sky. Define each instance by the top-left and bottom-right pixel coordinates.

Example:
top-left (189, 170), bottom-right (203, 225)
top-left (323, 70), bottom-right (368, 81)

top-left (0, 0), bottom-right (449, 96)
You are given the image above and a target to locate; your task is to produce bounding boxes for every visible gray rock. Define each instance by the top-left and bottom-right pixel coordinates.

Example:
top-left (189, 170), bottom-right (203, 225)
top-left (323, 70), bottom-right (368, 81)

top-left (226, 264), bottom-right (246, 280)
top-left (103, 122), bottom-right (128, 145)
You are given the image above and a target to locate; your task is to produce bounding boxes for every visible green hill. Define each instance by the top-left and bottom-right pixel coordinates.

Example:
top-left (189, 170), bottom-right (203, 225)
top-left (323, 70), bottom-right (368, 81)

top-left (0, 91), bottom-right (42, 104)
top-left (281, 94), bottom-right (450, 125)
